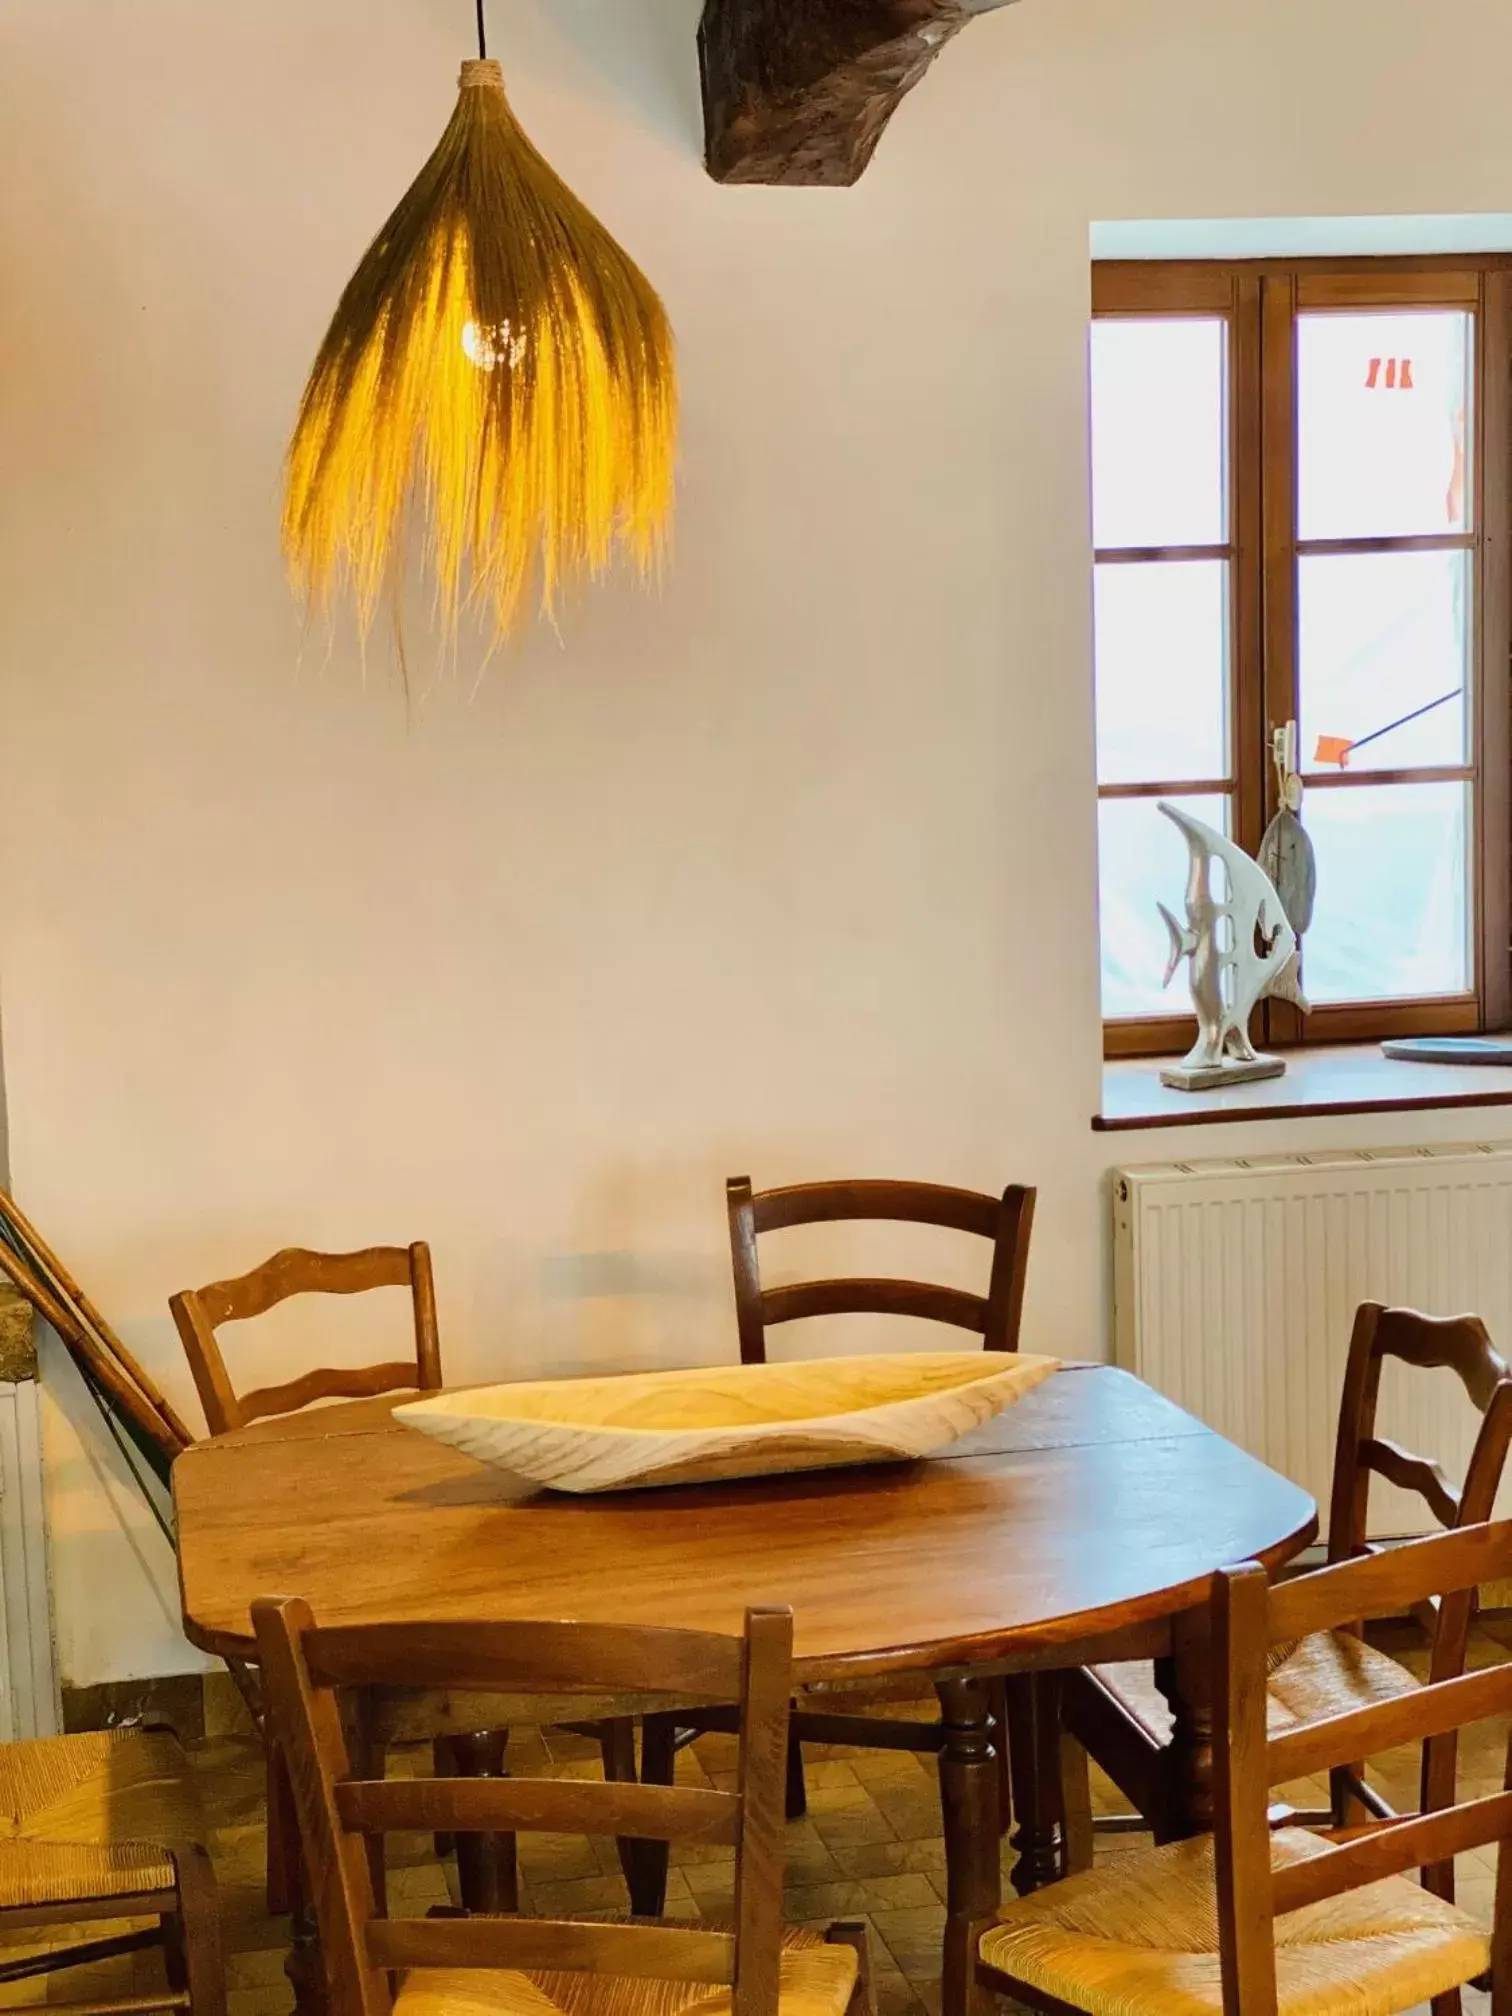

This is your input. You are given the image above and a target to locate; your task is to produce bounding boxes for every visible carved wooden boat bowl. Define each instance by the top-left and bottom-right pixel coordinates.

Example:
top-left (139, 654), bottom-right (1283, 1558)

top-left (394, 1350), bottom-right (1060, 1494)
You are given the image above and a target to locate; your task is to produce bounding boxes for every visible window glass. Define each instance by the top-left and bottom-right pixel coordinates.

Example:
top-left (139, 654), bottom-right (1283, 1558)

top-left (1090, 319), bottom-right (1228, 550)
top-left (1297, 310), bottom-right (1472, 542)
top-left (1300, 782), bottom-right (1471, 1003)
top-left (1300, 549), bottom-right (1469, 772)
top-left (1095, 561), bottom-right (1230, 786)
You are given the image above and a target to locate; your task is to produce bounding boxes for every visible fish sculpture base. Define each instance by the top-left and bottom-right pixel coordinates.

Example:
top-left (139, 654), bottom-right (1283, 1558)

top-left (1160, 1054), bottom-right (1287, 1093)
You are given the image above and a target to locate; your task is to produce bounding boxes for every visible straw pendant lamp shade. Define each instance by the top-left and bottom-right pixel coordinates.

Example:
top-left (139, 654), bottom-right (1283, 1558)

top-left (283, 39), bottom-right (676, 649)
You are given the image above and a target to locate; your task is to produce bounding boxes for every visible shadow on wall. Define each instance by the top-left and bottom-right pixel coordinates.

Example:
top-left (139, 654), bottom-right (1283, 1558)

top-left (36, 1331), bottom-right (200, 1688)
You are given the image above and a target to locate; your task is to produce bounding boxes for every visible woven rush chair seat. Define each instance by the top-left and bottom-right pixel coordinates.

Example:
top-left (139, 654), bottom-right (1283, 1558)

top-left (0, 1727), bottom-right (204, 1910)
top-left (394, 1923), bottom-right (859, 2016)
top-left (1091, 1627), bottom-right (1419, 1751)
top-left (979, 1828), bottom-right (1487, 2016)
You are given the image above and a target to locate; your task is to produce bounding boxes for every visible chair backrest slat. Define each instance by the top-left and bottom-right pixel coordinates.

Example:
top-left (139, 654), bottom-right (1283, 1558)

top-left (728, 1175), bottom-right (1035, 1365)
top-left (751, 1181), bottom-right (1003, 1236)
top-left (171, 1241), bottom-right (442, 1435)
top-left (1212, 1520), bottom-right (1512, 2015)
top-left (192, 1245), bottom-right (414, 1325)
top-left (762, 1280), bottom-right (989, 1332)
top-left (335, 1774), bottom-right (740, 1846)
top-left (238, 1360), bottom-right (425, 1424)
top-left (1270, 1518), bottom-right (1512, 1643)
top-left (1358, 1435), bottom-right (1461, 1526)
top-left (1267, 1658), bottom-right (1512, 1787)
top-left (1375, 1306), bottom-right (1511, 1411)
top-left (302, 1617), bottom-right (745, 1699)
top-left (1271, 1790), bottom-right (1512, 1918)
top-left (368, 1916), bottom-right (738, 1982)
top-left (253, 1597), bottom-right (794, 2016)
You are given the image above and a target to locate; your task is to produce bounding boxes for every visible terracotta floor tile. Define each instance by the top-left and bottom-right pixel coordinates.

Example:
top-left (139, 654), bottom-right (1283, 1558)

top-left (867, 1905), bottom-right (948, 1983)
top-left (781, 1880), bottom-right (868, 1922)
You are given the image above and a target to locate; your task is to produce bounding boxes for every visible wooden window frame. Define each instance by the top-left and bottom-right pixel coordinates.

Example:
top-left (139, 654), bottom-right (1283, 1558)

top-left (1094, 256), bottom-right (1512, 1062)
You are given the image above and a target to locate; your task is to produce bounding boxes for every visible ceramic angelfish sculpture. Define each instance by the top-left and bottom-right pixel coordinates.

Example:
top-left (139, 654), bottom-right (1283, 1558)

top-left (1156, 803), bottom-right (1308, 1092)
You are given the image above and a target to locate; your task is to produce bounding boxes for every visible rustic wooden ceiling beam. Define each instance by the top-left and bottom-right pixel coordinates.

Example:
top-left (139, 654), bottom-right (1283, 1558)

top-left (699, 0), bottom-right (1020, 189)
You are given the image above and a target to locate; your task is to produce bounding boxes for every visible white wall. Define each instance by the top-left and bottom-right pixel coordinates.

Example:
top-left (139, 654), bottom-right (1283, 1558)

top-left (4, 0), bottom-right (1512, 1684)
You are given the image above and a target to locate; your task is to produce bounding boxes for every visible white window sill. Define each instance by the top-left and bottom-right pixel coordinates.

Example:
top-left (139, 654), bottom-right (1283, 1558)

top-left (1096, 1042), bottom-right (1512, 1132)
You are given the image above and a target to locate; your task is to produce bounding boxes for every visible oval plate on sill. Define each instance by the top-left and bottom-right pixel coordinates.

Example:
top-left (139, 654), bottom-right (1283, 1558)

top-left (1382, 1037), bottom-right (1512, 1067)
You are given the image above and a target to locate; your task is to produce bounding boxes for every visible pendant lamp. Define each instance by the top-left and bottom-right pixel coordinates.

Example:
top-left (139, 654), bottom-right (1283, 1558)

top-left (283, 1), bottom-right (676, 647)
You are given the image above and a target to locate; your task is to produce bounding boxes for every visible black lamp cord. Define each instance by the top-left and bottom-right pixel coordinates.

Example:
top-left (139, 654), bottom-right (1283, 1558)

top-left (476, 0), bottom-right (488, 58)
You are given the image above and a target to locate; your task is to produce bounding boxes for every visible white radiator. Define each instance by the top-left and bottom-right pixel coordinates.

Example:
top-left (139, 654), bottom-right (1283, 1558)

top-left (1112, 1144), bottom-right (1512, 1541)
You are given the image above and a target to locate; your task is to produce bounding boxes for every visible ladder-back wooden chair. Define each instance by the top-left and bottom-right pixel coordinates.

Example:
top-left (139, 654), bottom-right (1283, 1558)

top-left (0, 1725), bottom-right (224, 2015)
top-left (169, 1243), bottom-right (443, 1436)
top-left (1062, 1304), bottom-right (1512, 1894)
top-left (647, 1176), bottom-right (1038, 1896)
top-left (253, 1595), bottom-right (874, 2016)
top-left (727, 1177), bottom-right (1035, 1366)
top-left (170, 1243), bottom-right (653, 1917)
top-left (979, 1521), bottom-right (1512, 2016)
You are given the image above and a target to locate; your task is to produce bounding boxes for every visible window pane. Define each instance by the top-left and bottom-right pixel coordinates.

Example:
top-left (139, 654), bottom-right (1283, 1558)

top-left (1090, 320), bottom-right (1227, 550)
top-left (1095, 562), bottom-right (1230, 786)
top-left (1100, 793), bottom-right (1230, 1020)
top-left (1300, 550), bottom-right (1470, 772)
top-left (1300, 782), bottom-right (1471, 1004)
top-left (1298, 310), bottom-right (1472, 541)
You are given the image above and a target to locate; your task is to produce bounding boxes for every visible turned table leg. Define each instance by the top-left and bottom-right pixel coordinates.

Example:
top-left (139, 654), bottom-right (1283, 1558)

top-left (936, 1676), bottom-right (1000, 2016)
top-left (1157, 1609), bottom-right (1214, 1841)
top-left (1003, 1672), bottom-right (1064, 1894)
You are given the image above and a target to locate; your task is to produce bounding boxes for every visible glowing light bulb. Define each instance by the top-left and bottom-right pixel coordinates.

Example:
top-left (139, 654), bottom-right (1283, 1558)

top-left (462, 318), bottom-right (527, 371)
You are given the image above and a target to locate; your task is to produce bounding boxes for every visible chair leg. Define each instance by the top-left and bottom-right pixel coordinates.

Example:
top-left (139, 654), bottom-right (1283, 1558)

top-left (599, 1718), bottom-right (664, 1917)
top-left (431, 1733), bottom-right (457, 1860)
top-left (1058, 1731), bottom-right (1095, 1876)
top-left (265, 1739), bottom-right (299, 1919)
top-left (825, 1921), bottom-right (874, 2016)
top-left (449, 1729), bottom-right (519, 1913)
top-left (634, 1713), bottom-right (677, 1917)
top-left (786, 1733), bottom-right (808, 1821)
top-left (1330, 1760), bottom-right (1369, 1828)
top-left (165, 1841), bottom-right (226, 2016)
top-left (345, 1709), bottom-right (388, 1916)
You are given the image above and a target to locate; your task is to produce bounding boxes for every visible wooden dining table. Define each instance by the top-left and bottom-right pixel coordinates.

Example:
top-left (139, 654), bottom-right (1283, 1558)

top-left (173, 1360), bottom-right (1316, 2016)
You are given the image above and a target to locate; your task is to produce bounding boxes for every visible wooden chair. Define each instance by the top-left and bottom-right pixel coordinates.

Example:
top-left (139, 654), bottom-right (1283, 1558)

top-left (169, 1242), bottom-right (443, 1436)
top-left (1062, 1304), bottom-right (1512, 1883)
top-left (643, 1177), bottom-right (1037, 1897)
top-left (170, 1243), bottom-right (653, 1917)
top-left (977, 1520), bottom-right (1512, 2016)
top-left (0, 1725), bottom-right (223, 2014)
top-left (727, 1177), bottom-right (1035, 1366)
top-left (252, 1595), bottom-right (874, 2016)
